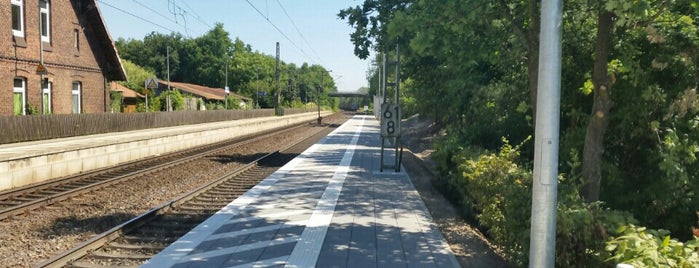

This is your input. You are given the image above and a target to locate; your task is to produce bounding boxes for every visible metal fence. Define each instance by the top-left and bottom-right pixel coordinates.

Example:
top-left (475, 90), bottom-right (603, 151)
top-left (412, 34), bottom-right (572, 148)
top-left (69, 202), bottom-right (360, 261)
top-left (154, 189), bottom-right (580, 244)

top-left (1, 108), bottom-right (311, 144)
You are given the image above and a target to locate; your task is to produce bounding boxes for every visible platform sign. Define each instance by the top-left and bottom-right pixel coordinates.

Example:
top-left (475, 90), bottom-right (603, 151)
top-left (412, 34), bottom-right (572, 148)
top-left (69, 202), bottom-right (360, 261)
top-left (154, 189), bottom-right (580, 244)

top-left (381, 103), bottom-right (400, 137)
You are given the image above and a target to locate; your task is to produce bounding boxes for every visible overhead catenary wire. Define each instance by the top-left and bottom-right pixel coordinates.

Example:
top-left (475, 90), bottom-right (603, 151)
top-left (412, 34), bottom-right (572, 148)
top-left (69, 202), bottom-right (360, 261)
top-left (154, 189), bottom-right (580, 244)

top-left (132, 0), bottom-right (177, 26)
top-left (275, 0), bottom-right (324, 65)
top-left (177, 0), bottom-right (213, 29)
top-left (97, 0), bottom-right (178, 33)
top-left (245, 0), bottom-right (315, 65)
top-left (167, 0), bottom-right (190, 36)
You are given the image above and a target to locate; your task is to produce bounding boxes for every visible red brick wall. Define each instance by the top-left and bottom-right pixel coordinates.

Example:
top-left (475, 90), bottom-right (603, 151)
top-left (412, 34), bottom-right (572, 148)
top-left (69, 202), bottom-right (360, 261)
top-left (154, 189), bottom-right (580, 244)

top-left (0, 0), bottom-right (112, 115)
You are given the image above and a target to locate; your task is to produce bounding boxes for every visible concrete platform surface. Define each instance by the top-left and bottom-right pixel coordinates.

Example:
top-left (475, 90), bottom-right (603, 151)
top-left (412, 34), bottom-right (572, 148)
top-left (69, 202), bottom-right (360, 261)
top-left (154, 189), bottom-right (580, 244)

top-left (0, 112), bottom-right (329, 191)
top-left (144, 115), bottom-right (459, 268)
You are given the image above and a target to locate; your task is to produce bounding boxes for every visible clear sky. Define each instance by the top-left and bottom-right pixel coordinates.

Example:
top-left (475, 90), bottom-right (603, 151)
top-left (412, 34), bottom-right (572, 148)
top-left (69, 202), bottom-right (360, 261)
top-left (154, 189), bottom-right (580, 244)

top-left (97, 0), bottom-right (370, 92)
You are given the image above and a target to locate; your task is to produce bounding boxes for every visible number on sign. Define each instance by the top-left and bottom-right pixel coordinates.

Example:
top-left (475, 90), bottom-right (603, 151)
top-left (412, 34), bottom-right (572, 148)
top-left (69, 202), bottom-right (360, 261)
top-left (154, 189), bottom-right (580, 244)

top-left (380, 103), bottom-right (400, 137)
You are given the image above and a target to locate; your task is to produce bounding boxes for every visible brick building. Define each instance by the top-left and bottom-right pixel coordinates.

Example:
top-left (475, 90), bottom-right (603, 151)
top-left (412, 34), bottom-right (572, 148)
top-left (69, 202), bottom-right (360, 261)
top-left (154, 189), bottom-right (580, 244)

top-left (1, 0), bottom-right (125, 116)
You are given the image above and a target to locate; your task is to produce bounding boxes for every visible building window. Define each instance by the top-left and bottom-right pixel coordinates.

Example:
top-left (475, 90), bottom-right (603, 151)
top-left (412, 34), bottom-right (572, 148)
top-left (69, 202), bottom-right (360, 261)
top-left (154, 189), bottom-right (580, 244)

top-left (73, 29), bottom-right (80, 52)
top-left (13, 78), bottom-right (26, 115)
top-left (72, 81), bottom-right (81, 114)
top-left (40, 0), bottom-right (50, 42)
top-left (42, 80), bottom-right (51, 114)
top-left (11, 0), bottom-right (24, 37)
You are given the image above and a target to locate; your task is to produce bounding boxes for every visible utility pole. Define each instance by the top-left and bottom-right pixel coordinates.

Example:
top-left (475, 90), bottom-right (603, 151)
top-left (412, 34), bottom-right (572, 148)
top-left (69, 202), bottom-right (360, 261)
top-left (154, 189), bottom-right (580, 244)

top-left (318, 70), bottom-right (331, 124)
top-left (225, 54), bottom-right (229, 109)
top-left (317, 76), bottom-right (322, 124)
top-left (255, 67), bottom-right (260, 109)
top-left (529, 0), bottom-right (563, 267)
top-left (274, 42), bottom-right (281, 115)
top-left (382, 51), bottom-right (387, 102)
top-left (167, 45), bottom-right (171, 111)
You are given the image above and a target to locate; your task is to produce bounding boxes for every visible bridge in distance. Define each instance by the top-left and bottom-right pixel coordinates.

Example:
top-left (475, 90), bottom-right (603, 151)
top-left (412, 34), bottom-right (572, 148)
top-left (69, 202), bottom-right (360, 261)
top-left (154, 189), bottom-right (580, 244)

top-left (328, 92), bottom-right (369, 111)
top-left (328, 92), bottom-right (368, 98)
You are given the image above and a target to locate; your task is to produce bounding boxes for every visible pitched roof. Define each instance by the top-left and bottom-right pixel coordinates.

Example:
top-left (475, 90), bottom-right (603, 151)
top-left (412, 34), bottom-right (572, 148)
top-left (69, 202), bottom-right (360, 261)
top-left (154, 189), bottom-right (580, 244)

top-left (160, 81), bottom-right (252, 101)
top-left (89, 0), bottom-right (127, 81)
top-left (110, 82), bottom-right (144, 98)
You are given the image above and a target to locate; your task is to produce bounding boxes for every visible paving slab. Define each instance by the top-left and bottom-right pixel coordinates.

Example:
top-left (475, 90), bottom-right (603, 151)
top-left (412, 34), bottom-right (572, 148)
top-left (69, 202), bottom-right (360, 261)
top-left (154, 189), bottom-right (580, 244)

top-left (144, 115), bottom-right (459, 268)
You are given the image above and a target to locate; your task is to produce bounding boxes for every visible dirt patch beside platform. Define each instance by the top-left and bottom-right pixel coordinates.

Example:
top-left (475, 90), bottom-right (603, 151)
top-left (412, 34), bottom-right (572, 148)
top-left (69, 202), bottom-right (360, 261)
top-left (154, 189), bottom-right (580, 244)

top-left (400, 114), bottom-right (510, 267)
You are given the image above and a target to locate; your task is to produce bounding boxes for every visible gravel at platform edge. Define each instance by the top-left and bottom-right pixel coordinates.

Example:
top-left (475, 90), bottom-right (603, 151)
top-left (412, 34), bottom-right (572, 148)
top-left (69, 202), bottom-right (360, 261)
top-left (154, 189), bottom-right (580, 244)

top-left (400, 114), bottom-right (511, 268)
top-left (0, 113), bottom-right (348, 268)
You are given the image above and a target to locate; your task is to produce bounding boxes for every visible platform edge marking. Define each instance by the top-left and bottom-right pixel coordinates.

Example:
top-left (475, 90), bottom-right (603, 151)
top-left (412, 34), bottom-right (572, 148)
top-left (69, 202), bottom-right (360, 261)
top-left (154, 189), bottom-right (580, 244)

top-left (284, 116), bottom-right (365, 268)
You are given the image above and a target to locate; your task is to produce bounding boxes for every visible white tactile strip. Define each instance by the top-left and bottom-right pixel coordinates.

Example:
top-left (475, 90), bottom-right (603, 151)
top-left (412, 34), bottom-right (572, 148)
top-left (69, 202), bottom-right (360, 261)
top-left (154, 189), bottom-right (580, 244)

top-left (143, 116), bottom-right (366, 267)
top-left (144, 115), bottom-right (459, 267)
top-left (284, 116), bottom-right (365, 268)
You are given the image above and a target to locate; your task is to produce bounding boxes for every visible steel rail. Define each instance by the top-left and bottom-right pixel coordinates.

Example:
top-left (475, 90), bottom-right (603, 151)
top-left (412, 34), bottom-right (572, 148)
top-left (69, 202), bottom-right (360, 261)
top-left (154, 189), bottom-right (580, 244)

top-left (35, 115), bottom-right (344, 268)
top-left (0, 121), bottom-right (311, 220)
top-left (35, 150), bottom-right (278, 268)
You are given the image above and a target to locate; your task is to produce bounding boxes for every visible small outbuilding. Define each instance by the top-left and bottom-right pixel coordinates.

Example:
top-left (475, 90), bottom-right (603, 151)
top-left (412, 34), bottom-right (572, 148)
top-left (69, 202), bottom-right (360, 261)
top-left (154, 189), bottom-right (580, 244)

top-left (109, 82), bottom-right (144, 113)
top-left (155, 81), bottom-right (252, 110)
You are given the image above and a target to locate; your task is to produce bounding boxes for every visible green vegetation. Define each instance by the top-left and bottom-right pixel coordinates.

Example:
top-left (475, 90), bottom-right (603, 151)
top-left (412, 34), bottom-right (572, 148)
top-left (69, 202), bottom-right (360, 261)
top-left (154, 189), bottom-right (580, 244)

top-left (116, 24), bottom-right (336, 111)
top-left (341, 0), bottom-right (699, 266)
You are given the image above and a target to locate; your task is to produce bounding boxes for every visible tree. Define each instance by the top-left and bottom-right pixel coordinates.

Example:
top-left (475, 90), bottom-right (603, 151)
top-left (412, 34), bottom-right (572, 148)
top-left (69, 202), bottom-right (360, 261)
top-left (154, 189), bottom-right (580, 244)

top-left (581, 9), bottom-right (615, 203)
top-left (119, 60), bottom-right (157, 94)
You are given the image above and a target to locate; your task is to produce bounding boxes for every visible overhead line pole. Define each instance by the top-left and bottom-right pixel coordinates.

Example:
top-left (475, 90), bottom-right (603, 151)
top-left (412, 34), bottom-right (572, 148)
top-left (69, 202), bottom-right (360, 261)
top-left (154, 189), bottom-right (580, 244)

top-left (529, 0), bottom-right (563, 267)
top-left (167, 45), bottom-right (171, 111)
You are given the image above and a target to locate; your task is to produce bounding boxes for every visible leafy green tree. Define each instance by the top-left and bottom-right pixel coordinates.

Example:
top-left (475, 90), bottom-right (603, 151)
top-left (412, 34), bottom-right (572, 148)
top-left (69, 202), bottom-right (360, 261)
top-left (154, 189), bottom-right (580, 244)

top-left (116, 32), bottom-right (183, 81)
top-left (119, 60), bottom-right (157, 94)
top-left (341, 0), bottom-right (699, 263)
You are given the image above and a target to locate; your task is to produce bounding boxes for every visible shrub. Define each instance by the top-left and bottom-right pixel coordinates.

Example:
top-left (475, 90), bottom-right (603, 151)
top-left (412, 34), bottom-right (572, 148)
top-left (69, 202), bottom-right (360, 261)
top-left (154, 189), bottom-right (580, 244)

top-left (447, 137), bottom-right (635, 266)
top-left (606, 225), bottom-right (699, 267)
top-left (455, 137), bottom-right (533, 264)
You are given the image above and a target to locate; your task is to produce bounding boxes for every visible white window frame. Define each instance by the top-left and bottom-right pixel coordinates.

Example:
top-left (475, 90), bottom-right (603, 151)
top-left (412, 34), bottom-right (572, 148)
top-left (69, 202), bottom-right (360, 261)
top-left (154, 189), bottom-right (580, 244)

top-left (72, 82), bottom-right (81, 114)
top-left (14, 78), bottom-right (26, 115)
top-left (42, 80), bottom-right (51, 114)
top-left (11, 0), bottom-right (24, 37)
top-left (40, 0), bottom-right (50, 42)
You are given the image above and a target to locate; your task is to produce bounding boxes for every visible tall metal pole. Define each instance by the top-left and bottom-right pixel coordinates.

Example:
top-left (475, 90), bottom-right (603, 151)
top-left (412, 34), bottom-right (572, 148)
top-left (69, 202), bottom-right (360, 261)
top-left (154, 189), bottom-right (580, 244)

top-left (394, 45), bottom-right (400, 104)
top-left (274, 42), bottom-right (281, 115)
top-left (225, 55), bottom-right (229, 109)
top-left (167, 45), bottom-right (171, 111)
top-left (378, 53), bottom-right (382, 101)
top-left (255, 69), bottom-right (260, 109)
top-left (529, 0), bottom-right (562, 267)
top-left (317, 74), bottom-right (322, 124)
top-left (381, 51), bottom-right (387, 103)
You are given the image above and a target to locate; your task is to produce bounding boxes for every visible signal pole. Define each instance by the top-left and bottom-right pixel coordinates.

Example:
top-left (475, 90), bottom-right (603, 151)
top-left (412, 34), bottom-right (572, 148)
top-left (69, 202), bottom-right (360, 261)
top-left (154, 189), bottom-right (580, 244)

top-left (274, 42), bottom-right (281, 115)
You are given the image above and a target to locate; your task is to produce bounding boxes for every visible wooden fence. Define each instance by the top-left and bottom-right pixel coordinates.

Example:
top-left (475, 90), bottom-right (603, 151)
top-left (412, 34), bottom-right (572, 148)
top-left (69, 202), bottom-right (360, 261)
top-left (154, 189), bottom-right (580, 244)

top-left (1, 108), bottom-right (311, 144)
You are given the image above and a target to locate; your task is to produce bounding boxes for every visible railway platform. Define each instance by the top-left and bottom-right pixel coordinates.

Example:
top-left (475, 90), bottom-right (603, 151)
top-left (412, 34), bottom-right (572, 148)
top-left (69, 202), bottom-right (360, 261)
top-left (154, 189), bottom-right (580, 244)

top-left (144, 115), bottom-right (459, 268)
top-left (0, 112), bottom-right (329, 191)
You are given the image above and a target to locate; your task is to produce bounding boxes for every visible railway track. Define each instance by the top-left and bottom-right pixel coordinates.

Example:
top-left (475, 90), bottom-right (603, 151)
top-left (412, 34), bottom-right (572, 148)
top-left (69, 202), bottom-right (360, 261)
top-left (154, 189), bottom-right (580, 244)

top-left (35, 117), bottom-right (345, 267)
top-left (0, 120), bottom-right (313, 221)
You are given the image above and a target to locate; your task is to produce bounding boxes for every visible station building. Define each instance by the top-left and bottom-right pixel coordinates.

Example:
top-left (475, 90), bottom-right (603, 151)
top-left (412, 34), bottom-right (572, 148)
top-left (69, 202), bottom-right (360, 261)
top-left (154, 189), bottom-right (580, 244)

top-left (1, 0), bottom-right (126, 116)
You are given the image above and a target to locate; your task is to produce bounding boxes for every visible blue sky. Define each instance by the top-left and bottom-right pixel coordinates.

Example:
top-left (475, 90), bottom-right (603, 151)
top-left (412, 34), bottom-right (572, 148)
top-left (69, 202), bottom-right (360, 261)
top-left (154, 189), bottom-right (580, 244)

top-left (98, 0), bottom-right (371, 92)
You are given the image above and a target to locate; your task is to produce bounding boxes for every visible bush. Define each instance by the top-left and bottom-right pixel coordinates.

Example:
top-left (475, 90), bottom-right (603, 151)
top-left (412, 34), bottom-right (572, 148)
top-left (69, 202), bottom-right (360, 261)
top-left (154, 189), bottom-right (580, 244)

top-left (455, 137), bottom-right (533, 264)
top-left (606, 225), bottom-right (699, 267)
top-left (443, 137), bottom-right (635, 266)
